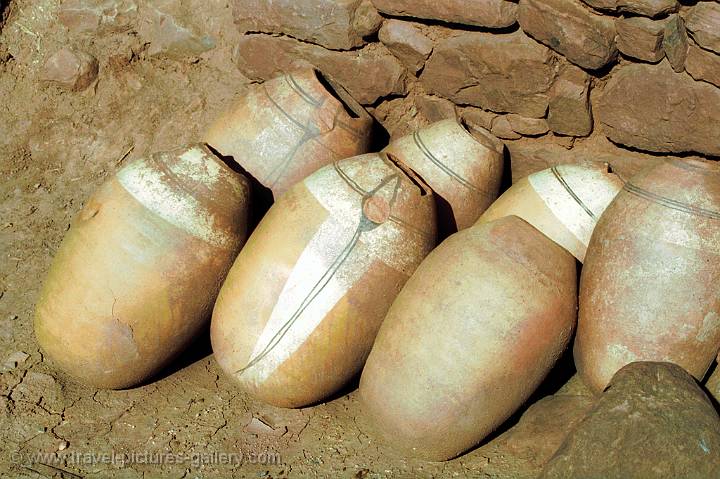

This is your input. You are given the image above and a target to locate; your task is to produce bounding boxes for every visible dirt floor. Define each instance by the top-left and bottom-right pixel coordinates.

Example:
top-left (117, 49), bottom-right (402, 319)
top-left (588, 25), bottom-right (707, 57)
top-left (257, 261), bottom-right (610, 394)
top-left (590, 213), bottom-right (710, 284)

top-left (0, 1), bottom-right (595, 477)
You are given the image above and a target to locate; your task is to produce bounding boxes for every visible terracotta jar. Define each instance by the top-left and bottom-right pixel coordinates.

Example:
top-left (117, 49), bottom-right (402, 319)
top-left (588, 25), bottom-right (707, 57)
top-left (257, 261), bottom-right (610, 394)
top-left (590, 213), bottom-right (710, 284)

top-left (576, 158), bottom-right (720, 393)
top-left (204, 68), bottom-right (373, 198)
top-left (34, 145), bottom-right (250, 389)
top-left (359, 216), bottom-right (577, 461)
top-left (478, 163), bottom-right (623, 262)
top-left (383, 119), bottom-right (504, 232)
top-left (211, 153), bottom-right (436, 408)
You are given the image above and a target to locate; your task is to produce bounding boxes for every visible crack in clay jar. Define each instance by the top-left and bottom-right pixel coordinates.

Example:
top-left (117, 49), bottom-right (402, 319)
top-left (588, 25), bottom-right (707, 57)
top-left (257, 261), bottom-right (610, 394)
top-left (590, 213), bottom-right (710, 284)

top-left (34, 144), bottom-right (251, 389)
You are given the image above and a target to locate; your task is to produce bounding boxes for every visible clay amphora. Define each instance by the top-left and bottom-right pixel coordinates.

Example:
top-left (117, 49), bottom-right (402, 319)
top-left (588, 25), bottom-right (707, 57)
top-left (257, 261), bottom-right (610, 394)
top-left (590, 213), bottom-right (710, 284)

top-left (478, 163), bottom-right (623, 262)
top-left (211, 153), bottom-right (436, 408)
top-left (359, 216), bottom-right (577, 460)
top-left (35, 145), bottom-right (250, 389)
top-left (576, 158), bottom-right (720, 393)
top-left (383, 119), bottom-right (504, 232)
top-left (204, 68), bottom-right (373, 198)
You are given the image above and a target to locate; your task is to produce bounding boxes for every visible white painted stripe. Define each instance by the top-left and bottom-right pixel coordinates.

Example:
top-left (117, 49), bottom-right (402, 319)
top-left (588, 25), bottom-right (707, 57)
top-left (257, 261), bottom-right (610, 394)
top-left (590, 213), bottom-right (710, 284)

top-left (240, 157), bottom-right (428, 384)
top-left (117, 146), bottom-right (238, 248)
top-left (242, 214), bottom-right (371, 385)
top-left (528, 164), bottom-right (621, 247)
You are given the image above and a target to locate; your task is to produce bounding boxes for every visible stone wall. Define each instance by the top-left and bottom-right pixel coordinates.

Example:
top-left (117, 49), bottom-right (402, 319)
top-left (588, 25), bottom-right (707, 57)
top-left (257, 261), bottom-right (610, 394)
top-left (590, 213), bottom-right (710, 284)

top-left (230, 0), bottom-right (720, 181)
top-left (31, 0), bottom-right (720, 183)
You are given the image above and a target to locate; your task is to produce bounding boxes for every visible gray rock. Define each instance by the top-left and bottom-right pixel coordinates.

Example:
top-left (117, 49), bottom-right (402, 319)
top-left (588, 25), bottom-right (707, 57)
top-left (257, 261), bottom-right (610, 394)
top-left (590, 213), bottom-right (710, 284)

top-left (548, 64), bottom-right (592, 137)
top-left (378, 20), bottom-right (433, 73)
top-left (518, 0), bottom-right (618, 70)
top-left (421, 31), bottom-right (557, 118)
top-left (685, 1), bottom-right (720, 54)
top-left (41, 47), bottom-right (99, 91)
top-left (663, 14), bottom-right (688, 72)
top-left (596, 61), bottom-right (720, 156)
top-left (541, 362), bottom-right (720, 478)
top-left (615, 16), bottom-right (665, 63)
top-left (2, 351), bottom-right (29, 371)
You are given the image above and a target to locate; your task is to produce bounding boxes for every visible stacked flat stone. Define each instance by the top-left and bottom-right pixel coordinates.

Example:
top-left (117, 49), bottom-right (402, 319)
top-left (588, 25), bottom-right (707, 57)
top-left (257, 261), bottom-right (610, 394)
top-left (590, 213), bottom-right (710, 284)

top-left (53, 0), bottom-right (720, 176)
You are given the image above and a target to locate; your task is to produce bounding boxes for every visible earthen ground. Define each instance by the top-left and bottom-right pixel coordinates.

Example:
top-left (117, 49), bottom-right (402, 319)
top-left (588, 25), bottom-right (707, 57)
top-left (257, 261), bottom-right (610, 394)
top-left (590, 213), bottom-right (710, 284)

top-left (0, 1), bottom-right (593, 477)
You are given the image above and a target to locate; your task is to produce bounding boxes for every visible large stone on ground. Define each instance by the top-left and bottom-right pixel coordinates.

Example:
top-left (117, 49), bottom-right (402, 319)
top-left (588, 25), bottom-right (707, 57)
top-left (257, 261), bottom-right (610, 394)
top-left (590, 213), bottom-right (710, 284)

top-left (616, 16), bottom-right (665, 63)
top-left (378, 19), bottom-right (433, 73)
top-left (41, 47), bottom-right (99, 91)
top-left (548, 64), bottom-right (592, 137)
top-left (232, 0), bottom-right (381, 50)
top-left (685, 1), bottom-right (720, 55)
top-left (541, 362), bottom-right (720, 478)
top-left (502, 395), bottom-right (594, 468)
top-left (686, 42), bottom-right (720, 89)
top-left (372, 0), bottom-right (518, 29)
top-left (233, 34), bottom-right (407, 104)
top-left (663, 14), bottom-right (688, 72)
top-left (518, 0), bottom-right (617, 70)
top-left (596, 61), bottom-right (720, 156)
top-left (421, 31), bottom-right (557, 118)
